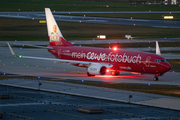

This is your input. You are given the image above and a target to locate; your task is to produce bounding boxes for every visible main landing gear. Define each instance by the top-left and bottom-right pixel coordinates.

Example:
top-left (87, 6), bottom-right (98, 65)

top-left (111, 71), bottom-right (119, 76)
top-left (87, 72), bottom-right (95, 77)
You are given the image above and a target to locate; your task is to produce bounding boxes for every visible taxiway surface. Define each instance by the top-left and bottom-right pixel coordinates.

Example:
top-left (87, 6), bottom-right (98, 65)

top-left (1, 85), bottom-right (179, 120)
top-left (0, 11), bottom-right (180, 29)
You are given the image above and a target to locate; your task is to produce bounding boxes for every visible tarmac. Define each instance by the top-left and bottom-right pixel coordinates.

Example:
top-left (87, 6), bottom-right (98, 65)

top-left (1, 85), bottom-right (180, 120)
top-left (0, 78), bottom-right (180, 112)
top-left (0, 11), bottom-right (180, 29)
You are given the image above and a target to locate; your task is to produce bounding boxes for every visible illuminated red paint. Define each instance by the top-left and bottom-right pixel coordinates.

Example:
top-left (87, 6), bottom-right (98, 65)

top-left (45, 8), bottom-right (171, 79)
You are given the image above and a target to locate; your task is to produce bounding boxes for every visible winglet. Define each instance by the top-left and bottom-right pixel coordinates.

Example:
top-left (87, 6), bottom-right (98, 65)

top-left (7, 42), bottom-right (17, 57)
top-left (156, 41), bottom-right (161, 55)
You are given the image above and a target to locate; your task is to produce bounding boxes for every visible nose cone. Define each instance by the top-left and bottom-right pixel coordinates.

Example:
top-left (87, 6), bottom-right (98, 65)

top-left (161, 62), bottom-right (172, 73)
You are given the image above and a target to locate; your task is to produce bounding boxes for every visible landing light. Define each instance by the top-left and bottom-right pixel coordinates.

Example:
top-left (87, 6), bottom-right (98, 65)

top-left (106, 69), bottom-right (109, 72)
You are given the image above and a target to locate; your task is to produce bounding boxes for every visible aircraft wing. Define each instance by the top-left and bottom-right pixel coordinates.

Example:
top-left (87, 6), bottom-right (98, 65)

top-left (7, 42), bottom-right (112, 67)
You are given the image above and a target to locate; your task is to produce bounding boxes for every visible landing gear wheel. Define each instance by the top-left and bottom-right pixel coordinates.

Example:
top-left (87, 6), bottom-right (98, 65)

top-left (153, 77), bottom-right (159, 81)
top-left (87, 72), bottom-right (91, 76)
top-left (87, 72), bottom-right (95, 77)
top-left (111, 71), bottom-right (119, 76)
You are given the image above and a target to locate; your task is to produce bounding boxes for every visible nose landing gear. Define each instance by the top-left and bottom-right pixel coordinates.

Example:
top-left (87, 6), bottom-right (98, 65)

top-left (153, 73), bottom-right (161, 81)
top-left (153, 76), bottom-right (159, 81)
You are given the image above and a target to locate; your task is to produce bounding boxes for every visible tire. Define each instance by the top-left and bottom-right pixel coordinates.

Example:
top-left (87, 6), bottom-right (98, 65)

top-left (111, 71), bottom-right (119, 76)
top-left (87, 72), bottom-right (91, 76)
top-left (153, 77), bottom-right (158, 81)
top-left (87, 72), bottom-right (95, 77)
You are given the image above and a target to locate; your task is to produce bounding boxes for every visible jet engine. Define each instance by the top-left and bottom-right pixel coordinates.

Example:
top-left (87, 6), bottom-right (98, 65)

top-left (87, 63), bottom-right (107, 75)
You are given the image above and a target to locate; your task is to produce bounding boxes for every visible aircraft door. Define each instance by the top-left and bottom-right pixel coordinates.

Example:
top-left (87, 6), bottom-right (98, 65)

top-left (143, 56), bottom-right (151, 73)
top-left (145, 56), bottom-right (151, 67)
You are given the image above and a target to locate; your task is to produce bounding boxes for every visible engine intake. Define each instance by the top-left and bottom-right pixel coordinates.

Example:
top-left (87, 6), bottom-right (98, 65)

top-left (87, 63), bottom-right (107, 75)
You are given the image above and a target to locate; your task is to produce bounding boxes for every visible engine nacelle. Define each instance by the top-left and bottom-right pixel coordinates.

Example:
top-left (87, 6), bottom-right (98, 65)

top-left (87, 63), bottom-right (107, 75)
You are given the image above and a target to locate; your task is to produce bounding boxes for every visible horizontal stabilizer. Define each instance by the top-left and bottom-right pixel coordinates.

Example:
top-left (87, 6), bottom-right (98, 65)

top-left (7, 42), bottom-right (17, 57)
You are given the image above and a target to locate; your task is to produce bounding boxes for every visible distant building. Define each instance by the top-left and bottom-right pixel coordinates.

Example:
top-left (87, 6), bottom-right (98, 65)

top-left (164, 0), bottom-right (180, 5)
top-left (81, 0), bottom-right (180, 5)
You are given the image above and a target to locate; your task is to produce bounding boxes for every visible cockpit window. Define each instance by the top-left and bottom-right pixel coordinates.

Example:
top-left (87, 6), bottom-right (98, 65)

top-left (155, 59), bottom-right (167, 63)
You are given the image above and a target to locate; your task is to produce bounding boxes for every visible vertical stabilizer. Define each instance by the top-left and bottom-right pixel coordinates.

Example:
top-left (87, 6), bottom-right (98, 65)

top-left (156, 41), bottom-right (161, 55)
top-left (45, 8), bottom-right (74, 46)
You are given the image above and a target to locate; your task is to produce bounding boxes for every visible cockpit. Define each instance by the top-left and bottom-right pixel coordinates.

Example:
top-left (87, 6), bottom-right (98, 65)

top-left (155, 59), bottom-right (167, 63)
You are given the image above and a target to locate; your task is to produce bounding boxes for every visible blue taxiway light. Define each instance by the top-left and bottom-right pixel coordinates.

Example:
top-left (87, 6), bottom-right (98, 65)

top-left (148, 83), bottom-right (150, 86)
top-left (93, 39), bottom-right (95, 41)
top-left (82, 80), bottom-right (84, 82)
top-left (173, 71), bottom-right (175, 73)
top-left (22, 45), bottom-right (24, 47)
top-left (15, 40), bottom-right (17, 42)
top-left (3, 73), bottom-right (6, 75)
top-left (38, 76), bottom-right (40, 79)
top-left (149, 41), bottom-right (151, 43)
top-left (148, 46), bottom-right (151, 48)
top-left (20, 47), bottom-right (22, 49)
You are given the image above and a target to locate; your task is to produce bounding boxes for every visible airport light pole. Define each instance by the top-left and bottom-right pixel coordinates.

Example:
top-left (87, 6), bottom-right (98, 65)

top-left (129, 95), bottom-right (133, 103)
top-left (38, 82), bottom-right (42, 90)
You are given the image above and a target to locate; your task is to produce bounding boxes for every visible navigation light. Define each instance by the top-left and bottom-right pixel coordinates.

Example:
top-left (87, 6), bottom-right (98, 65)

top-left (113, 47), bottom-right (117, 51)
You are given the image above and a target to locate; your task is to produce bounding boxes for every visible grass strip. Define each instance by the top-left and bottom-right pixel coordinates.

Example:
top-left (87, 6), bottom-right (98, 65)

top-left (1, 18), bottom-right (180, 41)
top-left (59, 80), bottom-right (180, 98)
top-left (82, 42), bottom-right (180, 48)
top-left (167, 59), bottom-right (180, 71)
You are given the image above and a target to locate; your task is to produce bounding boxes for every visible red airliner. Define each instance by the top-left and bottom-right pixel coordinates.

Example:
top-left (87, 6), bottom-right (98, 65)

top-left (7, 8), bottom-right (171, 81)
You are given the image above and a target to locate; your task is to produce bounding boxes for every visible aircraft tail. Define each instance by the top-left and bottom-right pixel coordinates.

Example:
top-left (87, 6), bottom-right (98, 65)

top-left (156, 41), bottom-right (161, 55)
top-left (45, 8), bottom-right (74, 46)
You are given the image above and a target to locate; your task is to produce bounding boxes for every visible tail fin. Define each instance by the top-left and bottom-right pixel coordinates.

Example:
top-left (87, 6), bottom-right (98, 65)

top-left (45, 8), bottom-right (74, 46)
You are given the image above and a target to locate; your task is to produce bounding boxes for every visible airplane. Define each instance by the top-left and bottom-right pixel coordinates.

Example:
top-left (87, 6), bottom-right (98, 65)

top-left (7, 8), bottom-right (171, 81)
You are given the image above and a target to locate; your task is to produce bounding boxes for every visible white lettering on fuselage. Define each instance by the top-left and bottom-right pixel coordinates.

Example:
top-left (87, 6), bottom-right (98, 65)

top-left (72, 52), bottom-right (141, 63)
